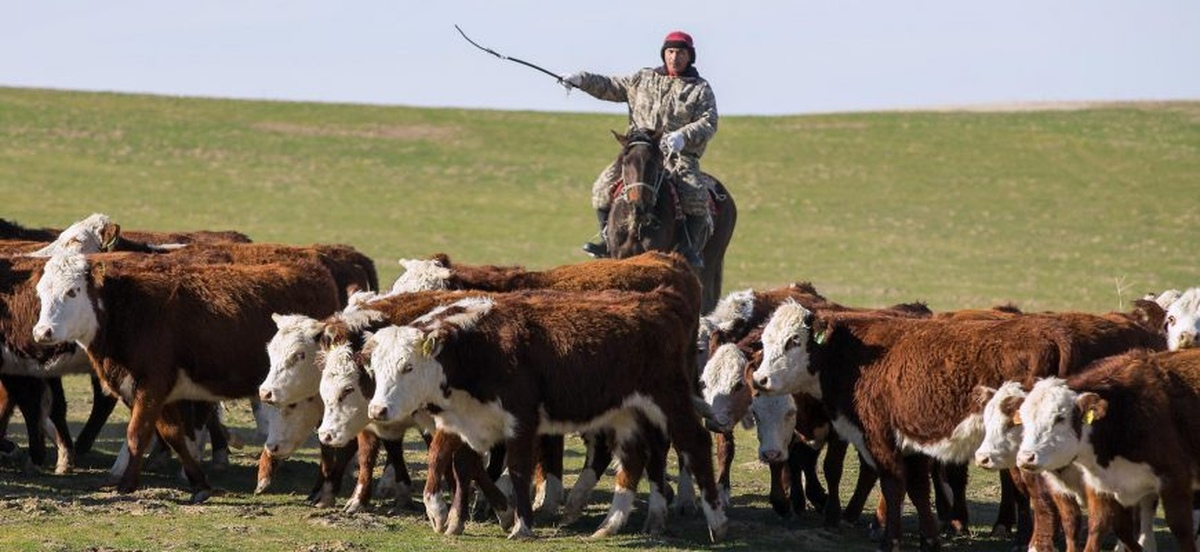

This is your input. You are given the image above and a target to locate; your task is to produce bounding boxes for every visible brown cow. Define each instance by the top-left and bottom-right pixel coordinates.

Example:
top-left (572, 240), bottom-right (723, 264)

top-left (752, 304), bottom-right (1083, 550)
top-left (1018, 349), bottom-right (1200, 552)
top-left (365, 286), bottom-right (726, 541)
top-left (31, 252), bottom-right (341, 500)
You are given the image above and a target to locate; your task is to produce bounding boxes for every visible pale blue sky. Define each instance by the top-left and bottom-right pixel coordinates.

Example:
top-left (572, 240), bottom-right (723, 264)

top-left (4, 0), bottom-right (1198, 115)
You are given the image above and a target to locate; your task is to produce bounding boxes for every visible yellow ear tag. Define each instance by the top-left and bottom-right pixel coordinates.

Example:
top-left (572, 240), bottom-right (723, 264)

top-left (421, 337), bottom-right (436, 357)
top-left (1082, 410), bottom-right (1095, 425)
top-left (1011, 411), bottom-right (1022, 426)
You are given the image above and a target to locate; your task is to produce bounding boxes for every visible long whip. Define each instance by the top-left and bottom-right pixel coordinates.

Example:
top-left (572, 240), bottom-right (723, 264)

top-left (454, 24), bottom-right (564, 85)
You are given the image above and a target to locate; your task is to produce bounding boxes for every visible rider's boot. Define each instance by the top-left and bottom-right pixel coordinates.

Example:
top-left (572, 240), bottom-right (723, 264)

top-left (582, 208), bottom-right (610, 258)
top-left (680, 213), bottom-right (709, 269)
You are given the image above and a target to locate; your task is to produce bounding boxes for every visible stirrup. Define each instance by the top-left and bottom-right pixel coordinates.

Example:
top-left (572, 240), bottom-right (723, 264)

top-left (582, 241), bottom-right (609, 258)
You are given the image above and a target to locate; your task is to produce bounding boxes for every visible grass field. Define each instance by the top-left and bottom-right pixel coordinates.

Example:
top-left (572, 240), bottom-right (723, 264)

top-left (1, 87), bottom-right (1198, 551)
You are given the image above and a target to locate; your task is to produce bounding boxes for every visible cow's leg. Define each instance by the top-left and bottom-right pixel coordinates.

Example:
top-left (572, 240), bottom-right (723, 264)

top-left (640, 424), bottom-right (671, 536)
top-left (255, 449), bottom-right (279, 494)
top-left (154, 403), bottom-right (212, 503)
top-left (936, 461), bottom-right (970, 537)
top-left (768, 461), bottom-right (792, 518)
top-left (1050, 487), bottom-right (1083, 552)
top-left (344, 431), bottom-right (381, 513)
top-left (310, 441), bottom-right (356, 507)
top-left (903, 455), bottom-right (940, 552)
top-left (45, 377), bottom-right (75, 474)
top-left (821, 438), bottom-right (847, 527)
top-left (116, 392), bottom-right (164, 494)
top-left (593, 426), bottom-right (647, 538)
top-left (379, 436), bottom-right (412, 508)
top-left (672, 443), bottom-right (695, 516)
top-left (845, 450), bottom-right (880, 529)
top-left (794, 438), bottom-right (827, 512)
top-left (424, 429), bottom-right (459, 533)
top-left (1024, 472), bottom-right (1060, 552)
top-left (472, 442), bottom-right (508, 521)
top-left (1161, 483), bottom-right (1195, 552)
top-left (6, 376), bottom-right (48, 466)
top-left (533, 434), bottom-right (564, 517)
top-left (449, 444), bottom-right (512, 535)
top-left (662, 397), bottom-right (727, 543)
top-left (564, 430), bottom-right (612, 524)
top-left (877, 468), bottom-right (907, 552)
top-left (1083, 489), bottom-right (1141, 552)
top-left (75, 374), bottom-right (117, 456)
top-left (992, 468), bottom-right (1018, 536)
top-left (203, 403), bottom-right (230, 469)
top-left (503, 430), bottom-right (538, 540)
top-left (714, 430), bottom-right (735, 509)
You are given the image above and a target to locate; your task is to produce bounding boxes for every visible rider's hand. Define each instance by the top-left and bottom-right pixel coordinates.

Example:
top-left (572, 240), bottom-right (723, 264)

top-left (560, 72), bottom-right (583, 91)
top-left (662, 131), bottom-right (685, 155)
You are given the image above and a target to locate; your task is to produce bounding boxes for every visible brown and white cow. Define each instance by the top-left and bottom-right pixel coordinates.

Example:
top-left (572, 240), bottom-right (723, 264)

top-left (750, 302), bottom-right (1085, 550)
top-left (1017, 349), bottom-right (1200, 552)
top-left (31, 252), bottom-right (341, 500)
top-left (1166, 288), bottom-right (1200, 351)
top-left (975, 381), bottom-right (1148, 552)
top-left (365, 287), bottom-right (726, 541)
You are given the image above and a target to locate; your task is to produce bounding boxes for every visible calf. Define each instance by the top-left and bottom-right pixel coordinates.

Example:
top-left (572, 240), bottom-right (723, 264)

top-left (31, 252), bottom-right (341, 500)
top-left (365, 288), bottom-right (726, 541)
top-left (751, 303), bottom-right (1081, 550)
top-left (975, 381), bottom-right (1146, 552)
top-left (1166, 288), bottom-right (1200, 351)
top-left (1017, 349), bottom-right (1200, 552)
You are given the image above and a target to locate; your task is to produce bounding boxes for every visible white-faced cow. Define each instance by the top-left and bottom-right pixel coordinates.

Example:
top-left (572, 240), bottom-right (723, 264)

top-left (1166, 288), bottom-right (1200, 351)
top-left (31, 252), bottom-right (341, 500)
top-left (1017, 349), bottom-right (1200, 552)
top-left (365, 287), bottom-right (726, 542)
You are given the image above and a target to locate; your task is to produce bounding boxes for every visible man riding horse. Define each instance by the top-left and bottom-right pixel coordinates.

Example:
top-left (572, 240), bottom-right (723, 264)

top-left (562, 30), bottom-right (717, 269)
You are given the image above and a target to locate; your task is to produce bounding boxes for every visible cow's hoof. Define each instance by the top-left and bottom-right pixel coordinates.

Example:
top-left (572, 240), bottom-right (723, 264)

top-left (254, 478), bottom-right (271, 495)
top-left (343, 498), bottom-right (364, 514)
top-left (708, 521), bottom-right (728, 543)
top-left (190, 489), bottom-right (213, 504)
top-left (495, 507), bottom-right (515, 532)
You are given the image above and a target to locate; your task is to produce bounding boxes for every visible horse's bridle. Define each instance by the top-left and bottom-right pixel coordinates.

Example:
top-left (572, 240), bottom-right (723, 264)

top-left (618, 139), bottom-right (669, 207)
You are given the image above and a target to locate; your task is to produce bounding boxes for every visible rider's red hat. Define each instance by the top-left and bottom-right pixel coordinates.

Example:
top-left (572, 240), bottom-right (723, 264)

top-left (661, 31), bottom-right (696, 66)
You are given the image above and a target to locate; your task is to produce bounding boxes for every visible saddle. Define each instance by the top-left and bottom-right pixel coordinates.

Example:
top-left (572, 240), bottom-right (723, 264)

top-left (608, 178), bottom-right (720, 219)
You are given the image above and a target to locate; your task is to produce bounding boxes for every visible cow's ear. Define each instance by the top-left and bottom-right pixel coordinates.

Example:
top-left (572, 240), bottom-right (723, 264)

top-left (271, 313), bottom-right (283, 326)
top-left (1130, 299), bottom-right (1166, 332)
top-left (306, 322), bottom-right (325, 342)
top-left (421, 330), bottom-right (445, 358)
top-left (811, 315), bottom-right (832, 346)
top-left (100, 223), bottom-right (121, 252)
top-left (969, 385), bottom-right (996, 413)
top-left (360, 332), bottom-right (376, 358)
top-left (1075, 392), bottom-right (1108, 424)
top-left (999, 395), bottom-right (1025, 423)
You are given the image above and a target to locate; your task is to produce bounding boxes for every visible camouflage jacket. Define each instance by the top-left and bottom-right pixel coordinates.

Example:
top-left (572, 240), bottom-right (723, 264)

top-left (575, 66), bottom-right (718, 160)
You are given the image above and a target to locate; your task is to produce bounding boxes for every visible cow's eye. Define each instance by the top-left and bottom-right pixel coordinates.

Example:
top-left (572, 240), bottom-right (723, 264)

top-left (66, 289), bottom-right (77, 298)
top-left (338, 387), bottom-right (354, 401)
top-left (401, 363), bottom-right (414, 374)
top-left (1167, 315), bottom-right (1176, 327)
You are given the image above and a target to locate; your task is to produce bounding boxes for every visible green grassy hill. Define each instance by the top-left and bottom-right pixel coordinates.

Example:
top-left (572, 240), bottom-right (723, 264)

top-left (2, 87), bottom-right (1198, 551)
top-left (4, 87), bottom-right (1197, 311)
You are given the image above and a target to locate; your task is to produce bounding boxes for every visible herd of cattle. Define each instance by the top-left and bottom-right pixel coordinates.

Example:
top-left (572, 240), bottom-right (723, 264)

top-left (2, 213), bottom-right (1200, 551)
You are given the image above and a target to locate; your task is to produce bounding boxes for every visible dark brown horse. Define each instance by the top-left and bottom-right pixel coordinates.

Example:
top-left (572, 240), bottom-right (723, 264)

top-left (605, 128), bottom-right (736, 313)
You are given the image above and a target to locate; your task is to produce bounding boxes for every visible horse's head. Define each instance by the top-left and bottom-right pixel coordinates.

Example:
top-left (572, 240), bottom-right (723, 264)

top-left (614, 127), bottom-right (667, 215)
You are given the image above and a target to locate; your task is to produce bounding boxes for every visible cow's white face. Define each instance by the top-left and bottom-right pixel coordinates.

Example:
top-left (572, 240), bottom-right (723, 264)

top-left (29, 213), bottom-right (112, 257)
top-left (390, 258), bottom-right (452, 293)
top-left (317, 344), bottom-right (371, 447)
top-left (261, 314), bottom-right (326, 405)
top-left (975, 381), bottom-right (1027, 470)
top-left (1165, 287), bottom-right (1200, 351)
top-left (32, 253), bottom-right (99, 346)
top-left (1016, 378), bottom-right (1089, 472)
top-left (699, 343), bottom-right (751, 432)
top-left (263, 395), bottom-right (322, 458)
top-left (751, 301), bottom-right (816, 397)
top-left (367, 325), bottom-right (446, 423)
top-left (751, 393), bottom-right (796, 463)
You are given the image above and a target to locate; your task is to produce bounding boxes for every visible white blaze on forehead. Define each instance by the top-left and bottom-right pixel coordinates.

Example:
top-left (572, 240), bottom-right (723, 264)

top-left (700, 343), bottom-right (749, 428)
top-left (1017, 377), bottom-right (1083, 472)
top-left (753, 300), bottom-right (816, 397)
top-left (368, 325), bottom-right (447, 423)
top-left (34, 252), bottom-right (99, 345)
top-left (976, 381), bottom-right (1027, 470)
top-left (390, 258), bottom-right (453, 293)
top-left (1165, 287), bottom-right (1200, 351)
top-left (317, 343), bottom-right (371, 445)
top-left (262, 314), bottom-right (326, 402)
top-left (752, 393), bottom-right (796, 461)
top-left (29, 213), bottom-right (112, 257)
